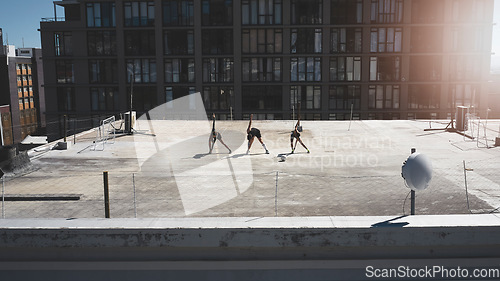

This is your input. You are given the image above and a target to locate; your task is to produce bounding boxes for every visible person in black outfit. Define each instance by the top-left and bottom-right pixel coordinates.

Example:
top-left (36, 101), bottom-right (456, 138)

top-left (290, 117), bottom-right (309, 154)
top-left (246, 114), bottom-right (269, 154)
top-left (209, 113), bottom-right (231, 154)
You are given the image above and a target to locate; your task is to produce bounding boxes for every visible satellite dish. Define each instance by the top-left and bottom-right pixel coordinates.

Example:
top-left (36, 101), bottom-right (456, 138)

top-left (401, 153), bottom-right (432, 191)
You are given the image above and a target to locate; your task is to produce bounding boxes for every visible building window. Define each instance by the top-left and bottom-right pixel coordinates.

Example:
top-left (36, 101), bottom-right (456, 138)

top-left (291, 57), bottom-right (321, 82)
top-left (89, 60), bottom-right (118, 84)
top-left (449, 55), bottom-right (481, 81)
top-left (409, 56), bottom-right (441, 81)
top-left (369, 56), bottom-right (400, 81)
top-left (370, 0), bottom-right (403, 23)
top-left (242, 0), bottom-right (282, 25)
top-left (331, 0), bottom-right (362, 24)
top-left (126, 59), bottom-right (157, 83)
top-left (165, 86), bottom-right (196, 107)
top-left (330, 28), bottom-right (362, 53)
top-left (330, 57), bottom-right (361, 81)
top-left (291, 28), bottom-right (322, 54)
top-left (411, 0), bottom-right (445, 23)
top-left (242, 57), bottom-right (281, 82)
top-left (408, 84), bottom-right (440, 109)
top-left (243, 86), bottom-right (282, 110)
top-left (290, 85), bottom-right (321, 110)
top-left (165, 58), bottom-right (195, 83)
top-left (368, 85), bottom-right (400, 109)
top-left (202, 29), bottom-right (233, 54)
top-left (202, 58), bottom-right (233, 83)
top-left (131, 86), bottom-right (157, 111)
top-left (124, 1), bottom-right (155, 27)
top-left (449, 84), bottom-right (480, 109)
top-left (410, 27), bottom-right (443, 53)
top-left (86, 2), bottom-right (116, 27)
top-left (202, 0), bottom-right (233, 26)
top-left (163, 0), bottom-right (194, 26)
top-left (124, 30), bottom-right (156, 56)
top-left (91, 87), bottom-right (118, 111)
top-left (452, 0), bottom-right (489, 23)
top-left (451, 26), bottom-right (486, 52)
top-left (164, 30), bottom-right (194, 55)
top-left (329, 85), bottom-right (361, 110)
top-left (54, 32), bottom-right (72, 56)
top-left (55, 60), bottom-right (74, 84)
top-left (291, 0), bottom-right (322, 24)
top-left (57, 87), bottom-right (75, 111)
top-left (203, 86), bottom-right (233, 110)
top-left (370, 27), bottom-right (402, 53)
top-left (242, 29), bottom-right (282, 54)
top-left (88, 31), bottom-right (117, 56)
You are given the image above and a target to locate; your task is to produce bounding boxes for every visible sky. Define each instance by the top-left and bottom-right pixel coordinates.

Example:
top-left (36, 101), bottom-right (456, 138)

top-left (1, 0), bottom-right (500, 72)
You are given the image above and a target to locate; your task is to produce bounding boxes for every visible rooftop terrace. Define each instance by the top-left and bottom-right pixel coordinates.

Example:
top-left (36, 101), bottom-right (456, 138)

top-left (2, 117), bottom-right (499, 219)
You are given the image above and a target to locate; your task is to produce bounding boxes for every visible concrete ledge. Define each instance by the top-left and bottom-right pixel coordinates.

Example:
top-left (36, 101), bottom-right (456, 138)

top-left (0, 194), bottom-right (81, 201)
top-left (1, 215), bottom-right (500, 280)
top-left (1, 214), bottom-right (500, 251)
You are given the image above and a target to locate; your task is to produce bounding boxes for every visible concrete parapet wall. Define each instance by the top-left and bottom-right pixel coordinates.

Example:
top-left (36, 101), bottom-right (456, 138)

top-left (1, 215), bottom-right (500, 280)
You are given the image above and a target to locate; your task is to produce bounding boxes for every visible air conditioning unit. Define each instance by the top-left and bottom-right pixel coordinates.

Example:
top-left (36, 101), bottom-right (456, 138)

top-left (124, 111), bottom-right (136, 133)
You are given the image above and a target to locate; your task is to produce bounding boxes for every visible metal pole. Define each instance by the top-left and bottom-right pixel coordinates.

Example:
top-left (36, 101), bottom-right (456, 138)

top-left (275, 171), bottom-right (278, 217)
top-left (73, 118), bottom-right (76, 144)
top-left (463, 160), bottom-right (472, 213)
top-left (103, 171), bottom-right (110, 218)
top-left (128, 74), bottom-right (133, 134)
top-left (2, 176), bottom-right (4, 219)
top-left (348, 103), bottom-right (354, 131)
top-left (133, 173), bottom-right (137, 218)
top-left (0, 112), bottom-right (4, 146)
top-left (63, 114), bottom-right (67, 142)
top-left (410, 148), bottom-right (416, 215)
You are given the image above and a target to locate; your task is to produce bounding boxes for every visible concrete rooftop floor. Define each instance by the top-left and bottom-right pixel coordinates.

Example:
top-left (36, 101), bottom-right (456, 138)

top-left (3, 118), bottom-right (500, 219)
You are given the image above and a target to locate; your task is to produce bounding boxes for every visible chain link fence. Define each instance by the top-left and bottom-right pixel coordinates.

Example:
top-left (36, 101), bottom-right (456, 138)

top-left (2, 155), bottom-right (498, 219)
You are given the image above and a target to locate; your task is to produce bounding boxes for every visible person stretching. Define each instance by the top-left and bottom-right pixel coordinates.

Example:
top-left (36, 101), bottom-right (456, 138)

top-left (209, 113), bottom-right (231, 154)
top-left (246, 114), bottom-right (269, 154)
top-left (290, 118), bottom-right (309, 154)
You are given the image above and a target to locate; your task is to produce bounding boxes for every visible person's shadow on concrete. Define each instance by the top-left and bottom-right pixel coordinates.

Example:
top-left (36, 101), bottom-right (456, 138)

top-left (193, 153), bottom-right (210, 159)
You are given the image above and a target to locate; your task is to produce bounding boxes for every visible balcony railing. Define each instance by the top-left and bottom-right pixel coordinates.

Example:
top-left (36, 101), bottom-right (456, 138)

top-left (41, 17), bottom-right (66, 22)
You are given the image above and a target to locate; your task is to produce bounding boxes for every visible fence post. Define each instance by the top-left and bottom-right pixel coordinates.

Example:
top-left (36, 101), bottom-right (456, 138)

top-left (63, 115), bottom-right (67, 143)
top-left (275, 171), bottom-right (278, 217)
top-left (410, 148), bottom-right (416, 215)
top-left (103, 171), bottom-right (110, 218)
top-left (133, 173), bottom-right (137, 218)
top-left (2, 174), bottom-right (5, 219)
